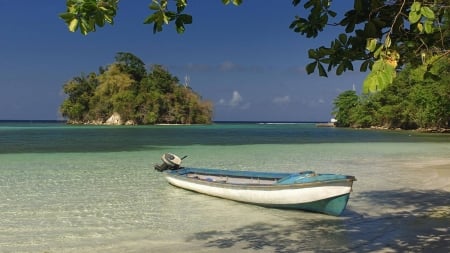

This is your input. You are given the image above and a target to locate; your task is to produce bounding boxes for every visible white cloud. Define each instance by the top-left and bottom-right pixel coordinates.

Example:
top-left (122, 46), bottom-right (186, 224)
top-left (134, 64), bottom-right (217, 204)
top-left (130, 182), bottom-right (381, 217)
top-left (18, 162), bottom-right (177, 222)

top-left (218, 91), bottom-right (249, 109)
top-left (272, 95), bottom-right (290, 105)
top-left (229, 91), bottom-right (242, 107)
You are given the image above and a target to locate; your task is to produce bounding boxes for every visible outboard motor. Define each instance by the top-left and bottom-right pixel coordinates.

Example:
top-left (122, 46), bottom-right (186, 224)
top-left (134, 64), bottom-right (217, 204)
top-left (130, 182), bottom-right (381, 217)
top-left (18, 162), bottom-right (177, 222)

top-left (154, 153), bottom-right (184, 171)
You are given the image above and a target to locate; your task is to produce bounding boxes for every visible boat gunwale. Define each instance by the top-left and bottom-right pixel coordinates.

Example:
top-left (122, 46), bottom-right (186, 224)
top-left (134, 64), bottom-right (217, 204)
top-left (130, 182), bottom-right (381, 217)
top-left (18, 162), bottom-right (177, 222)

top-left (164, 170), bottom-right (355, 191)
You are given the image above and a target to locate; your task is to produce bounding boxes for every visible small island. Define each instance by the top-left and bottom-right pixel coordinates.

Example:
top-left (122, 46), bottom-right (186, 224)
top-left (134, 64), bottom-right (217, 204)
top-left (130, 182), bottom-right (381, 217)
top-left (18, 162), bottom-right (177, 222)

top-left (60, 52), bottom-right (213, 125)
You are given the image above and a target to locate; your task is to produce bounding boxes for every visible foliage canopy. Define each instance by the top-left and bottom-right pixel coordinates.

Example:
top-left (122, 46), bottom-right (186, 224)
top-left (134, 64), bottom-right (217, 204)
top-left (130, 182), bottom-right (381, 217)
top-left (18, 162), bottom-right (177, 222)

top-left (60, 0), bottom-right (449, 92)
top-left (333, 55), bottom-right (449, 130)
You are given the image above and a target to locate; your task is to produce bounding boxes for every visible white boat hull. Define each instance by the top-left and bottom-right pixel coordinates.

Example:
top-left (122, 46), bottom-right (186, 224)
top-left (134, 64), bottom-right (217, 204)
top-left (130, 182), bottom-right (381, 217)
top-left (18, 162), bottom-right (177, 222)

top-left (164, 173), bottom-right (353, 215)
top-left (155, 153), bottom-right (355, 216)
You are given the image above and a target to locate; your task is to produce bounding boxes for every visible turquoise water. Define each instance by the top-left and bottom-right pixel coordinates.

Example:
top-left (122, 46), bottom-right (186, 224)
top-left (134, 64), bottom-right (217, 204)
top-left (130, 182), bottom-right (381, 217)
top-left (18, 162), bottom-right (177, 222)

top-left (1, 122), bottom-right (449, 252)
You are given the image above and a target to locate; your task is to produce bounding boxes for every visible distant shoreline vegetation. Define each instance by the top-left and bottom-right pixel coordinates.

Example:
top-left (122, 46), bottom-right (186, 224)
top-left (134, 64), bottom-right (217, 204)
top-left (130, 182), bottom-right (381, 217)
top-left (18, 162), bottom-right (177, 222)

top-left (0, 120), bottom-right (449, 133)
top-left (0, 120), bottom-right (329, 125)
top-left (59, 52), bottom-right (213, 125)
top-left (332, 57), bottom-right (450, 133)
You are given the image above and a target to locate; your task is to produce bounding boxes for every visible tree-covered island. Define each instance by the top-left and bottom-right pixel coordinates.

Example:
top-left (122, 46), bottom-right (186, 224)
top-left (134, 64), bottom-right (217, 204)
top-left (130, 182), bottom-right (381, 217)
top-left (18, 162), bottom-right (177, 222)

top-left (60, 52), bottom-right (213, 125)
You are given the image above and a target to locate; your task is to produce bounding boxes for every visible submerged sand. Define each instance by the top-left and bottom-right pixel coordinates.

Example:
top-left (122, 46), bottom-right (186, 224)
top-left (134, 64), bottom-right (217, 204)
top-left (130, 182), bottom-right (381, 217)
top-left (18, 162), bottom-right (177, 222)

top-left (152, 159), bottom-right (450, 253)
top-left (1, 144), bottom-right (448, 253)
top-left (41, 159), bottom-right (450, 253)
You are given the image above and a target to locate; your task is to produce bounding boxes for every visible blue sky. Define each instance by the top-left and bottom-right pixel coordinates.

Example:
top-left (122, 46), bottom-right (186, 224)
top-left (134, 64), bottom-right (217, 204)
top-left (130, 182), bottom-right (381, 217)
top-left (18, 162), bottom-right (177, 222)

top-left (0, 0), bottom-right (366, 121)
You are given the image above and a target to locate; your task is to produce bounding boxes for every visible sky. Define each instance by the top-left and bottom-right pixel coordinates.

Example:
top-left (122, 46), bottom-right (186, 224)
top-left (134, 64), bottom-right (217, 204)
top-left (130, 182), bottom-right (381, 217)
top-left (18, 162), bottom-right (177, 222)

top-left (0, 0), bottom-right (367, 122)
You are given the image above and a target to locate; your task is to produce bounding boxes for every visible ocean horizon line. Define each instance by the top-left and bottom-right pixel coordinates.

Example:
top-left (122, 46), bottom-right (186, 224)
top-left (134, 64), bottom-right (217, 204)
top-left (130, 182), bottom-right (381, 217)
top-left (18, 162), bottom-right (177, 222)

top-left (0, 120), bottom-right (326, 124)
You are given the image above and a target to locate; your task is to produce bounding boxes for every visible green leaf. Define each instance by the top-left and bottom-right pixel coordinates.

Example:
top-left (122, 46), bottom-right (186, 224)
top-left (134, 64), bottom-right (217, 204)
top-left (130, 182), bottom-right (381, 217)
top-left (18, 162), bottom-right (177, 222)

top-left (363, 58), bottom-right (397, 93)
top-left (317, 63), bottom-right (327, 77)
top-left (366, 38), bottom-right (377, 52)
top-left (153, 22), bottom-right (163, 33)
top-left (143, 13), bottom-right (158, 24)
top-left (176, 0), bottom-right (187, 13)
top-left (308, 49), bottom-right (318, 59)
top-left (68, 18), bottom-right (79, 32)
top-left (360, 60), bottom-right (371, 72)
top-left (408, 11), bottom-right (421, 24)
top-left (371, 59), bottom-right (384, 72)
top-left (373, 45), bottom-right (383, 58)
top-left (95, 13), bottom-right (105, 27)
top-left (149, 3), bottom-right (160, 11)
top-left (420, 6), bottom-right (435, 19)
top-left (338, 33), bottom-right (347, 45)
top-left (411, 2), bottom-right (421, 12)
top-left (304, 0), bottom-right (314, 9)
top-left (175, 19), bottom-right (185, 34)
top-left (320, 14), bottom-right (329, 25)
top-left (365, 21), bottom-right (377, 37)
top-left (162, 12), bottom-right (169, 24)
top-left (104, 14), bottom-right (113, 24)
top-left (59, 12), bottom-right (76, 22)
top-left (344, 60), bottom-right (354, 71)
top-left (319, 58), bottom-right (331, 64)
top-left (363, 73), bottom-right (377, 93)
top-left (177, 0), bottom-right (187, 7)
top-left (417, 22), bottom-right (423, 33)
top-left (175, 14), bottom-right (192, 34)
top-left (384, 35), bottom-right (391, 48)
top-left (317, 46), bottom-right (332, 55)
top-left (306, 62), bottom-right (317, 74)
top-left (345, 21), bottom-right (355, 33)
top-left (232, 0), bottom-right (243, 6)
top-left (328, 10), bottom-right (336, 18)
top-left (424, 20), bottom-right (434, 33)
top-left (80, 18), bottom-right (91, 35)
top-left (336, 63), bottom-right (345, 75)
top-left (377, 71), bottom-right (389, 90)
top-left (179, 14), bottom-right (192, 24)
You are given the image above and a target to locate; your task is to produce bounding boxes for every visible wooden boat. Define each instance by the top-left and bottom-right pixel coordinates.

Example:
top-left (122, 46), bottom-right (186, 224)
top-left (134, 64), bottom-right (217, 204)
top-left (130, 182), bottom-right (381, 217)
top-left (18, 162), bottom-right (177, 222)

top-left (154, 153), bottom-right (356, 216)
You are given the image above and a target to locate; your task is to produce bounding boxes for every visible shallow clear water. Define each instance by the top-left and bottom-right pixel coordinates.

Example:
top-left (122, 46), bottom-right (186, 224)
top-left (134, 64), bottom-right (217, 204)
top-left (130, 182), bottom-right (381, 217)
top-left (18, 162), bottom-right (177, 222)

top-left (0, 122), bottom-right (449, 252)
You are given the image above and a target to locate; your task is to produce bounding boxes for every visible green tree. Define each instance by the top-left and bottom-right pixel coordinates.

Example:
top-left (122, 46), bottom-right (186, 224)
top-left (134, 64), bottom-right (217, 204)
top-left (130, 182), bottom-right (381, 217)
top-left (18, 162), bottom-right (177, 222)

top-left (96, 63), bottom-right (135, 96)
top-left (111, 90), bottom-right (136, 121)
top-left (60, 73), bottom-right (98, 122)
top-left (147, 64), bottom-right (179, 93)
top-left (332, 90), bottom-right (359, 127)
top-left (405, 55), bottom-right (450, 129)
top-left (349, 95), bottom-right (380, 128)
top-left (114, 52), bottom-right (147, 82)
